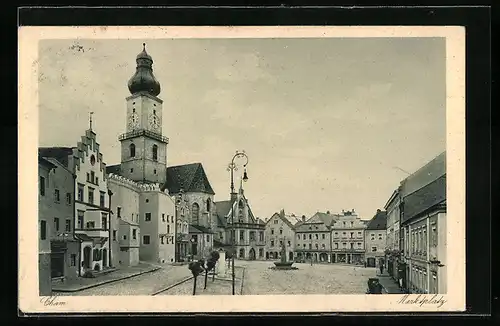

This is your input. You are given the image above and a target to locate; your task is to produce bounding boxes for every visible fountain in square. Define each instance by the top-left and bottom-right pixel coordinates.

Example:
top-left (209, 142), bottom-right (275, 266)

top-left (271, 239), bottom-right (298, 270)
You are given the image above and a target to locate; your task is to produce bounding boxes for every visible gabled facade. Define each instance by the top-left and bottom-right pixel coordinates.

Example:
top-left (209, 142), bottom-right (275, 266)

top-left (330, 209), bottom-right (366, 265)
top-left (294, 212), bottom-right (337, 263)
top-left (364, 209), bottom-right (387, 268)
top-left (265, 209), bottom-right (297, 261)
top-left (214, 187), bottom-right (266, 260)
top-left (40, 127), bottom-right (113, 276)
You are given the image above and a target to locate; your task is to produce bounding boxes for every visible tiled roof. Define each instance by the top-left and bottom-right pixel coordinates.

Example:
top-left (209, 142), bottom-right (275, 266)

top-left (38, 155), bottom-right (57, 169)
top-left (401, 151), bottom-right (446, 197)
top-left (366, 210), bottom-right (387, 230)
top-left (163, 163), bottom-right (215, 195)
top-left (215, 200), bottom-right (232, 217)
top-left (216, 214), bottom-right (227, 227)
top-left (284, 214), bottom-right (303, 225)
top-left (294, 212), bottom-right (339, 232)
top-left (266, 212), bottom-right (296, 230)
top-left (39, 147), bottom-right (74, 168)
top-left (189, 225), bottom-right (214, 234)
top-left (106, 164), bottom-right (122, 175)
top-left (402, 175), bottom-right (446, 223)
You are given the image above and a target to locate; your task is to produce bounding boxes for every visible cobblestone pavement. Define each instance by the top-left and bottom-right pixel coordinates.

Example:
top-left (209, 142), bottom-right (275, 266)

top-left (57, 264), bottom-right (192, 296)
top-left (52, 263), bottom-right (160, 292)
top-left (238, 260), bottom-right (377, 295)
top-left (157, 268), bottom-right (244, 296)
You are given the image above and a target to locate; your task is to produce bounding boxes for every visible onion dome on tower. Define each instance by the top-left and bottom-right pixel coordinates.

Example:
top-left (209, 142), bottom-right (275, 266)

top-left (127, 43), bottom-right (161, 97)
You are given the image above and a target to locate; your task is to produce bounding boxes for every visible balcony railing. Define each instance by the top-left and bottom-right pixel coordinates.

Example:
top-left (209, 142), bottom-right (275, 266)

top-left (119, 129), bottom-right (169, 144)
top-left (75, 228), bottom-right (109, 238)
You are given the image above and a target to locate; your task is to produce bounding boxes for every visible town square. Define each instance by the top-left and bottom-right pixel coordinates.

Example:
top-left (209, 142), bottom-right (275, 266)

top-left (36, 37), bottom-right (447, 297)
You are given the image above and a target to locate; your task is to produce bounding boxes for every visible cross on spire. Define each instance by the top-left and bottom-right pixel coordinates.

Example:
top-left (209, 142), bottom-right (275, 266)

top-left (89, 111), bottom-right (94, 130)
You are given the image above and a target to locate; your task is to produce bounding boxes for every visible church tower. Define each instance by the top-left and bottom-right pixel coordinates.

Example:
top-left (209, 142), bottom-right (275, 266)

top-left (119, 43), bottom-right (168, 184)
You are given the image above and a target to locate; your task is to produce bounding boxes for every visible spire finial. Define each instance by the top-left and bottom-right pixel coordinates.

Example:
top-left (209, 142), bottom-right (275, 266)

top-left (143, 43), bottom-right (146, 51)
top-left (89, 111), bottom-right (94, 130)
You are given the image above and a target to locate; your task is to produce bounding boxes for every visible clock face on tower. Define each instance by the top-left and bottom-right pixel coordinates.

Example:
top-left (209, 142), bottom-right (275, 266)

top-left (149, 113), bottom-right (160, 131)
top-left (128, 113), bottom-right (139, 129)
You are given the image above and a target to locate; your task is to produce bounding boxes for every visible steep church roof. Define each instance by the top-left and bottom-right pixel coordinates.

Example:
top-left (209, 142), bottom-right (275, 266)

top-left (163, 163), bottom-right (215, 195)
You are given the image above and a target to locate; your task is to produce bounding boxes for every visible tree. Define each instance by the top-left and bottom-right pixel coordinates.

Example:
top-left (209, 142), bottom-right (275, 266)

top-left (204, 251), bottom-right (220, 289)
top-left (188, 260), bottom-right (205, 295)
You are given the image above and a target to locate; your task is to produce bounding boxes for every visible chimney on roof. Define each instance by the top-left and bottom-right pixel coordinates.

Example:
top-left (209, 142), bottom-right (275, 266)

top-left (326, 210), bottom-right (330, 214)
top-left (302, 215), bottom-right (305, 222)
top-left (377, 209), bottom-right (381, 213)
top-left (352, 209), bottom-right (355, 213)
top-left (280, 209), bottom-right (285, 217)
top-left (342, 209), bottom-right (345, 213)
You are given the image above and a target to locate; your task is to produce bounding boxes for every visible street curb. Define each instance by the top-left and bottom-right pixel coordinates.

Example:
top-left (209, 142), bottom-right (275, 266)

top-left (52, 266), bottom-right (162, 293)
top-left (239, 267), bottom-right (245, 295)
top-left (151, 276), bottom-right (193, 296)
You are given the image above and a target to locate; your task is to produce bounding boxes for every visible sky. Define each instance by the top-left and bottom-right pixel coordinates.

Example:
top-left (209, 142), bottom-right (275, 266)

top-left (38, 37), bottom-right (446, 221)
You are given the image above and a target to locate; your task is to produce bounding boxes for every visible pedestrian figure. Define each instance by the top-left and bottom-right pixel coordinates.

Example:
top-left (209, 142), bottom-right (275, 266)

top-left (379, 262), bottom-right (384, 275)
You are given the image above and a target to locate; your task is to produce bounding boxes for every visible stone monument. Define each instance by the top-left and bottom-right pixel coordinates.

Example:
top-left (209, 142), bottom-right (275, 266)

top-left (273, 239), bottom-right (296, 270)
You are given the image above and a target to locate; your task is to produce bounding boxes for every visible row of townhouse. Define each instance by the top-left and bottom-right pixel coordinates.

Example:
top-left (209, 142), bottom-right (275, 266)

top-left (383, 151), bottom-right (446, 294)
top-left (262, 208), bottom-right (388, 266)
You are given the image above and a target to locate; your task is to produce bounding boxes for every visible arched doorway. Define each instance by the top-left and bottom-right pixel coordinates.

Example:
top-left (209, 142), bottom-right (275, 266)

top-left (102, 248), bottom-right (108, 267)
top-left (265, 252), bottom-right (269, 259)
top-left (314, 253), bottom-right (318, 262)
top-left (319, 253), bottom-right (328, 262)
top-left (289, 251), bottom-right (293, 261)
top-left (239, 248), bottom-right (245, 259)
top-left (83, 246), bottom-right (92, 269)
top-left (305, 252), bottom-right (311, 259)
top-left (367, 257), bottom-right (376, 267)
top-left (274, 252), bottom-right (279, 259)
top-left (249, 248), bottom-right (256, 260)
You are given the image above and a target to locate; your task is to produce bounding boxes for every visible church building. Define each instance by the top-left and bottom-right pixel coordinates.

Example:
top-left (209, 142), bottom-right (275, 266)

top-left (105, 44), bottom-right (176, 265)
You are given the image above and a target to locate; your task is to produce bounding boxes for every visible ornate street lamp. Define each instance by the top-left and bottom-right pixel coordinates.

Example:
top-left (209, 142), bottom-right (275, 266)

top-left (227, 150), bottom-right (249, 295)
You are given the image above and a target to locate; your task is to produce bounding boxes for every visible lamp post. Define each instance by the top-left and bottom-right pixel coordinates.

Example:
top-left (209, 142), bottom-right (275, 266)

top-left (227, 150), bottom-right (249, 295)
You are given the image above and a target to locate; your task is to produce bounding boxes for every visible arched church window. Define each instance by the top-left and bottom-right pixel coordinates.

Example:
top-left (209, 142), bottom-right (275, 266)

top-left (152, 144), bottom-right (158, 161)
top-left (129, 143), bottom-right (136, 158)
top-left (191, 203), bottom-right (200, 225)
top-left (206, 198), bottom-right (211, 212)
